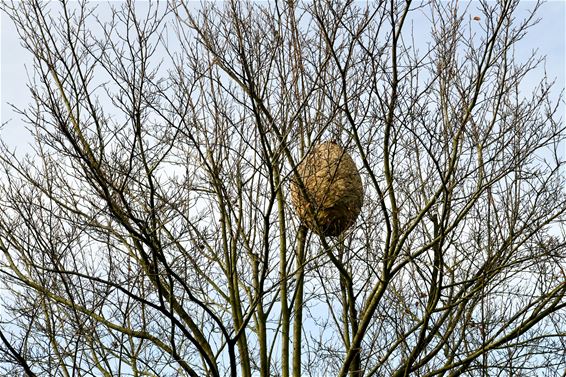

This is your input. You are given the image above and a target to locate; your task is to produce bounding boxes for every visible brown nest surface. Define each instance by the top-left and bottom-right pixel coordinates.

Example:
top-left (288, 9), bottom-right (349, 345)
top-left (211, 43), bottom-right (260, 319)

top-left (291, 142), bottom-right (364, 237)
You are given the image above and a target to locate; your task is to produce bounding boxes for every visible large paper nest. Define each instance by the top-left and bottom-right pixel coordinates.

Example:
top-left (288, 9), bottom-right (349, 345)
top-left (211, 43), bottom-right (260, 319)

top-left (291, 142), bottom-right (364, 237)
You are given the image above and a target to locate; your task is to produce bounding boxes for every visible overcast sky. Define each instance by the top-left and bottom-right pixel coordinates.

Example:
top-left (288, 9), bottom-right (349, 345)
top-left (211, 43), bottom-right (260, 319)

top-left (1, 1), bottom-right (564, 154)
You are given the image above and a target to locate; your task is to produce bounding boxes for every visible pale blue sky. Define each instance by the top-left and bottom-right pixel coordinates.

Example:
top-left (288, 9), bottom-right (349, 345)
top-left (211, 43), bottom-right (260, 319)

top-left (1, 1), bottom-right (564, 152)
top-left (0, 3), bottom-right (564, 373)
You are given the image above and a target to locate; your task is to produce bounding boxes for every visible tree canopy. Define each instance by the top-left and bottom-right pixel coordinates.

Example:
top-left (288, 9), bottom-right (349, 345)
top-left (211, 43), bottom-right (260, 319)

top-left (1, 1), bottom-right (565, 376)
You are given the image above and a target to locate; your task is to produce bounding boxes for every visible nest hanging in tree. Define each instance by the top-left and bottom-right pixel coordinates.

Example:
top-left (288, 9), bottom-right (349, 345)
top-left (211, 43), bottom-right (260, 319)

top-left (291, 142), bottom-right (364, 237)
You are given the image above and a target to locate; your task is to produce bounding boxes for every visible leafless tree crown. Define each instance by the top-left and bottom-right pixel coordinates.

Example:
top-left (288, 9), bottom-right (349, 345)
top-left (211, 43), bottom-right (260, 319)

top-left (1, 1), bottom-right (564, 376)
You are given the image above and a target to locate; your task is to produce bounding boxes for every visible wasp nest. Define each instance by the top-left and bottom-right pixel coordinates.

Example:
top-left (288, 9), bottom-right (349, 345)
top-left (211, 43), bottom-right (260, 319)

top-left (290, 142), bottom-right (364, 237)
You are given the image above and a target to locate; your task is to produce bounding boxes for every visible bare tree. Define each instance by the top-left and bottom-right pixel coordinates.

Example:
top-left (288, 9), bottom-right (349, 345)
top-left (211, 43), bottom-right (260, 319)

top-left (1, 1), bottom-right (564, 376)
